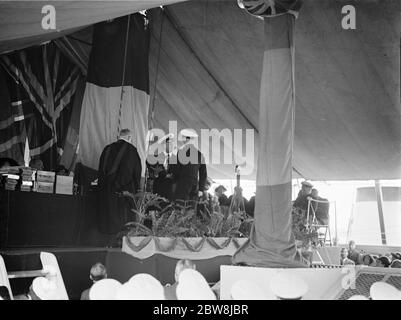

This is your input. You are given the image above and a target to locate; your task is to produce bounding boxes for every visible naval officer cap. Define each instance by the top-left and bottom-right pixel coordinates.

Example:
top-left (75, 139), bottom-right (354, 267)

top-left (230, 280), bottom-right (273, 300)
top-left (179, 128), bottom-right (198, 139)
top-left (89, 279), bottom-right (122, 300)
top-left (370, 282), bottom-right (401, 300)
top-left (176, 269), bottom-right (216, 300)
top-left (115, 273), bottom-right (165, 300)
top-left (301, 181), bottom-right (313, 188)
top-left (269, 272), bottom-right (309, 300)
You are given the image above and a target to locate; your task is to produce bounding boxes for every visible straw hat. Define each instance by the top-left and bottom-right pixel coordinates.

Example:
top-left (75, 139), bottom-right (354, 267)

top-left (179, 129), bottom-right (198, 139)
top-left (176, 269), bottom-right (216, 300)
top-left (89, 279), bottom-right (122, 300)
top-left (270, 272), bottom-right (308, 300)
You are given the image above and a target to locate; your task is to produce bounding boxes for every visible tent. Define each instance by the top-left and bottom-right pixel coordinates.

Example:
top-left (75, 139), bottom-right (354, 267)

top-left (0, 0), bottom-right (400, 180)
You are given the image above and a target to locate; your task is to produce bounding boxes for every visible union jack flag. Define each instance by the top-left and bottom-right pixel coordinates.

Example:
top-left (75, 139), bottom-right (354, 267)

top-left (0, 42), bottom-right (81, 169)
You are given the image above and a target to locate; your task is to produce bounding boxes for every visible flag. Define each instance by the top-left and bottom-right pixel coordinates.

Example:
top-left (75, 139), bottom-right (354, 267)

top-left (77, 13), bottom-right (150, 185)
top-left (1, 42), bottom-right (81, 170)
top-left (233, 13), bottom-right (305, 267)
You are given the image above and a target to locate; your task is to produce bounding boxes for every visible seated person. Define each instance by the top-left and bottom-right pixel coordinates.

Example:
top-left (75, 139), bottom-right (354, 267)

top-left (390, 260), bottom-right (401, 268)
top-left (340, 248), bottom-right (354, 265)
top-left (164, 259), bottom-right (196, 300)
top-left (0, 286), bottom-right (11, 300)
top-left (375, 256), bottom-right (391, 268)
top-left (347, 240), bottom-right (362, 265)
top-left (81, 262), bottom-right (108, 300)
top-left (362, 254), bottom-right (376, 266)
top-left (214, 185), bottom-right (230, 206)
top-left (293, 181), bottom-right (313, 210)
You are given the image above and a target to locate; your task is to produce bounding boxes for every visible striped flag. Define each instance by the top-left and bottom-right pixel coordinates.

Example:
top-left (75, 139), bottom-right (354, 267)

top-left (0, 43), bottom-right (81, 169)
top-left (77, 13), bottom-right (150, 184)
top-left (233, 12), bottom-right (304, 267)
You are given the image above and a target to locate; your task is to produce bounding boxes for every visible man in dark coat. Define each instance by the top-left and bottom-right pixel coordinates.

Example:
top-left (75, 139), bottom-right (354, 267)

top-left (97, 129), bottom-right (142, 234)
top-left (170, 129), bottom-right (207, 201)
top-left (147, 134), bottom-right (175, 201)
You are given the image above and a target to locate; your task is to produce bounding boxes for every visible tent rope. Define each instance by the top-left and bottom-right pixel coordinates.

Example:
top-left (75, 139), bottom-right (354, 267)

top-left (117, 15), bottom-right (131, 138)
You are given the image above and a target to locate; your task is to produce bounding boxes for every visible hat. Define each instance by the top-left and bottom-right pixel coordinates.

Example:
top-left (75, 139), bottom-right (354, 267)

top-left (158, 133), bottom-right (174, 144)
top-left (348, 295), bottom-right (369, 300)
top-left (115, 274), bottom-right (164, 300)
top-left (301, 181), bottom-right (313, 188)
top-left (230, 280), bottom-right (273, 300)
top-left (89, 279), bottom-right (122, 300)
top-left (215, 185), bottom-right (227, 192)
top-left (370, 282), bottom-right (401, 300)
top-left (270, 272), bottom-right (308, 300)
top-left (31, 277), bottom-right (60, 300)
top-left (179, 129), bottom-right (198, 139)
top-left (176, 269), bottom-right (216, 300)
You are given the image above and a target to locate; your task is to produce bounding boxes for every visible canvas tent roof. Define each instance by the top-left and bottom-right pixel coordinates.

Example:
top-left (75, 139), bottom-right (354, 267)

top-left (0, 0), bottom-right (400, 180)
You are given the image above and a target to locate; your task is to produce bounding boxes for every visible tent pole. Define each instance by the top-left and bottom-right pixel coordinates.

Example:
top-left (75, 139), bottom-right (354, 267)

top-left (374, 180), bottom-right (387, 245)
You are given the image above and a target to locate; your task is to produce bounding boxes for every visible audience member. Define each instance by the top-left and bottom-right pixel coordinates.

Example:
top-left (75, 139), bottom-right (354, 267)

top-left (390, 260), bottom-right (401, 268)
top-left (347, 240), bottom-right (362, 265)
top-left (362, 254), bottom-right (376, 266)
top-left (0, 286), bottom-right (11, 300)
top-left (115, 274), bottom-right (164, 300)
top-left (214, 185), bottom-right (230, 206)
top-left (370, 282), bottom-right (401, 300)
top-left (81, 262), bottom-right (108, 300)
top-left (176, 269), bottom-right (216, 300)
top-left (164, 259), bottom-right (196, 300)
top-left (270, 273), bottom-right (309, 300)
top-left (375, 256), bottom-right (391, 268)
top-left (89, 279), bottom-right (122, 300)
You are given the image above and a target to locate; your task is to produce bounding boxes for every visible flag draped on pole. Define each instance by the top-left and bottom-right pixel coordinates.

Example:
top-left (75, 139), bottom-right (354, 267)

top-left (233, 1), bottom-right (305, 267)
top-left (77, 13), bottom-right (150, 183)
top-left (0, 43), bottom-right (81, 169)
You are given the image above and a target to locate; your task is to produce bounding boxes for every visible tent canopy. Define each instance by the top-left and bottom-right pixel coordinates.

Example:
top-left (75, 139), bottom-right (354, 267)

top-left (1, 0), bottom-right (400, 180)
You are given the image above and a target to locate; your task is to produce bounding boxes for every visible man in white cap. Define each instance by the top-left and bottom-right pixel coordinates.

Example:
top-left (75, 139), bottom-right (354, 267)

top-left (115, 274), bottom-right (165, 300)
top-left (81, 262), bottom-right (108, 300)
top-left (30, 277), bottom-right (60, 300)
top-left (98, 128), bottom-right (142, 235)
top-left (89, 279), bottom-right (122, 300)
top-left (164, 259), bottom-right (196, 300)
top-left (293, 180), bottom-right (313, 210)
top-left (169, 129), bottom-right (207, 201)
top-left (230, 280), bottom-right (272, 300)
top-left (176, 269), bottom-right (216, 300)
top-left (269, 272), bottom-right (309, 300)
top-left (370, 282), bottom-right (401, 300)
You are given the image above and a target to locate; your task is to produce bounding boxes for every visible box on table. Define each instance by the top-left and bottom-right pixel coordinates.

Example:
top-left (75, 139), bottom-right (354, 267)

top-left (55, 175), bottom-right (73, 195)
top-left (36, 170), bottom-right (55, 183)
top-left (36, 181), bottom-right (54, 193)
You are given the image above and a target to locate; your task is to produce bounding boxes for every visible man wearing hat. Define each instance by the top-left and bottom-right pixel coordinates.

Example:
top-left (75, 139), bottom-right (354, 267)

top-left (169, 129), bottom-right (207, 201)
top-left (215, 185), bottom-right (230, 206)
top-left (97, 128), bottom-right (142, 235)
top-left (147, 133), bottom-right (175, 200)
top-left (293, 180), bottom-right (313, 210)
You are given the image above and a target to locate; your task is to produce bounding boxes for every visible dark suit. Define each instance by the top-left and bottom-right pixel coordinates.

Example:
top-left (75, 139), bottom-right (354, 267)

top-left (147, 151), bottom-right (174, 200)
top-left (98, 139), bottom-right (142, 234)
top-left (170, 144), bottom-right (207, 201)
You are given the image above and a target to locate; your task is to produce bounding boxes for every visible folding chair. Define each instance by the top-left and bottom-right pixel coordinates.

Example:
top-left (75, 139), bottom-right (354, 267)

top-left (0, 252), bottom-right (68, 300)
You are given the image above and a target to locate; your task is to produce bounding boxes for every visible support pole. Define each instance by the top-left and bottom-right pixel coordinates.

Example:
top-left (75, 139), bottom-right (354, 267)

top-left (374, 180), bottom-right (387, 245)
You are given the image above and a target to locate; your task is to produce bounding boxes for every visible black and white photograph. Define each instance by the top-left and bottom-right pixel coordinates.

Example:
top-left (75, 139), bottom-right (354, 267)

top-left (0, 0), bottom-right (400, 306)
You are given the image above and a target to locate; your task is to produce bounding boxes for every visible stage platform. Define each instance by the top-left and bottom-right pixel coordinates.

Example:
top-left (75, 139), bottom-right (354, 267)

top-left (0, 247), bottom-right (231, 300)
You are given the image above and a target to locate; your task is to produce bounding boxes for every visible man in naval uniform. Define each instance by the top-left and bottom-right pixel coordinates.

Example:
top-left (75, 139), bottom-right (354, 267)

top-left (169, 129), bottom-right (207, 201)
top-left (97, 128), bottom-right (142, 235)
top-left (147, 133), bottom-right (175, 201)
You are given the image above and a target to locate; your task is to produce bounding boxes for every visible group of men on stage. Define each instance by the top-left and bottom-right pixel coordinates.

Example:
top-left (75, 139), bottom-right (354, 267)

top-left (97, 128), bottom-right (208, 235)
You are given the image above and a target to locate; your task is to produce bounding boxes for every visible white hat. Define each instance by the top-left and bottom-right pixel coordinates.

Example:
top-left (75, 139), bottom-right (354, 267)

top-left (115, 274), bottom-right (164, 300)
top-left (370, 282), bottom-right (401, 300)
top-left (348, 295), bottom-right (369, 300)
top-left (89, 279), bottom-right (122, 300)
top-left (176, 269), bottom-right (216, 300)
top-left (270, 272), bottom-right (309, 300)
top-left (32, 277), bottom-right (60, 300)
top-left (179, 129), bottom-right (198, 139)
top-left (301, 181), bottom-right (313, 188)
top-left (158, 133), bottom-right (174, 144)
top-left (230, 280), bottom-right (273, 300)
